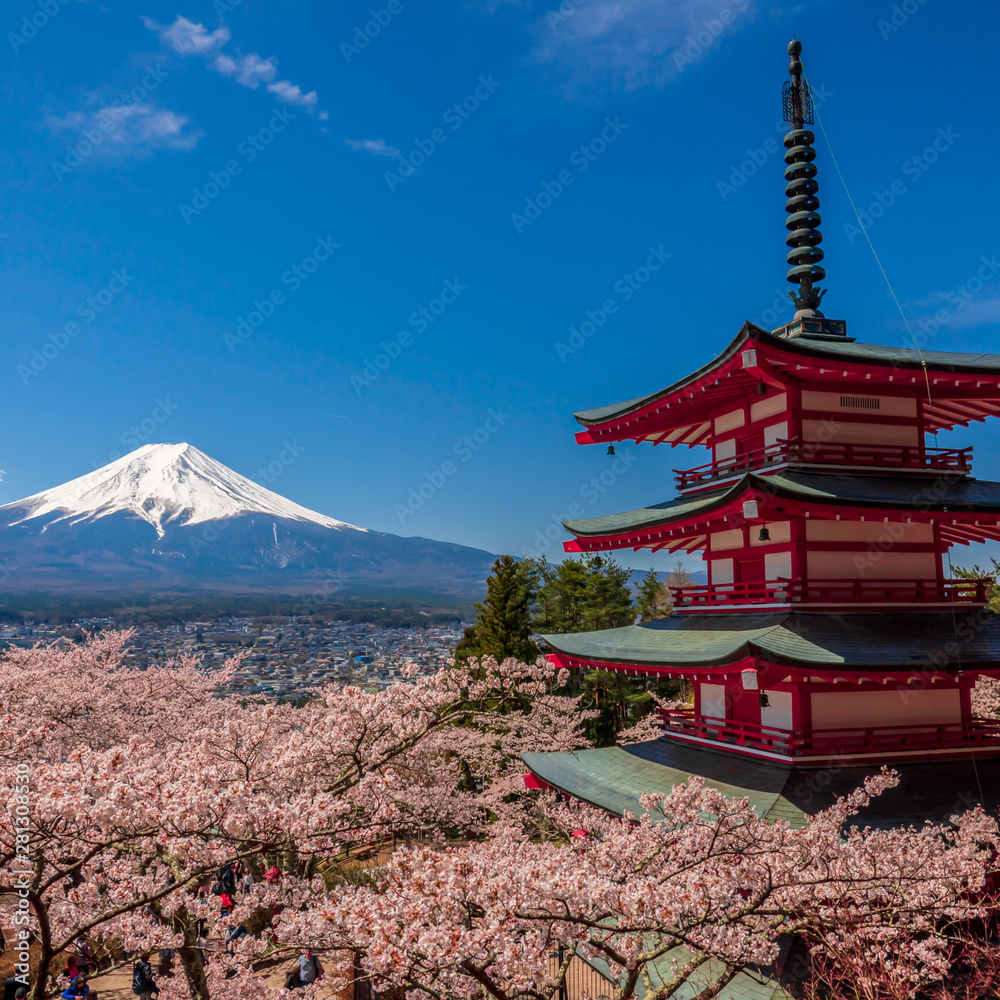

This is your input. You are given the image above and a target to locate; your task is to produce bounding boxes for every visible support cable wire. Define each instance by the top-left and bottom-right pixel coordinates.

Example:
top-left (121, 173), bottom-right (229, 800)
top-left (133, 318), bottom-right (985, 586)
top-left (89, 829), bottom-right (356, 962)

top-left (809, 80), bottom-right (985, 805)
top-left (807, 80), bottom-right (934, 405)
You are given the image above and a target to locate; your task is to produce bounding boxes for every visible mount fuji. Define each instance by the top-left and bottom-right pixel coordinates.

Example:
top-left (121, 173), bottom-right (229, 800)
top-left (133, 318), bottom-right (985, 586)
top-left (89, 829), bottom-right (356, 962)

top-left (0, 443), bottom-right (495, 596)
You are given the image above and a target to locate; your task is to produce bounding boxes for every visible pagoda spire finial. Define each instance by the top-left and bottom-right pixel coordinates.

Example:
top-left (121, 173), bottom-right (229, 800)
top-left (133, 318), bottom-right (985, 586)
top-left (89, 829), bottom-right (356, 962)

top-left (782, 38), bottom-right (826, 318)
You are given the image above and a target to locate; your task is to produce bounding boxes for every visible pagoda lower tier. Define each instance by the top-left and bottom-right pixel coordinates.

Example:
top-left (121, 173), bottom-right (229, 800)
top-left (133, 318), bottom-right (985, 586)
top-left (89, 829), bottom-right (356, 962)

top-left (521, 738), bottom-right (1000, 832)
top-left (540, 612), bottom-right (1000, 767)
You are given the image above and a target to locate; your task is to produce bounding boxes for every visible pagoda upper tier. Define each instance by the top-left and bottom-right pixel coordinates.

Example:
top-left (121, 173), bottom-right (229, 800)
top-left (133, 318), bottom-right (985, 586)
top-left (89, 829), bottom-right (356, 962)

top-left (563, 320), bottom-right (1000, 613)
top-left (575, 323), bottom-right (1000, 491)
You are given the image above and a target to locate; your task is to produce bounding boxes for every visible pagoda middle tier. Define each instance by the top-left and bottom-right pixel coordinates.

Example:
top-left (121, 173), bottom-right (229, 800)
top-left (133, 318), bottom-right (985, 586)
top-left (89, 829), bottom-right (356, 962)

top-left (563, 321), bottom-right (1000, 614)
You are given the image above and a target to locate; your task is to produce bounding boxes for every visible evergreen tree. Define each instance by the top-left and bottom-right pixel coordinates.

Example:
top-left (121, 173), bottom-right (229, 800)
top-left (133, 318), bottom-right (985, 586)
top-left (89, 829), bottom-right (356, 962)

top-left (534, 555), bottom-right (633, 633)
top-left (635, 559), bottom-right (692, 621)
top-left (953, 558), bottom-right (1000, 611)
top-left (455, 555), bottom-right (539, 663)
top-left (636, 568), bottom-right (669, 622)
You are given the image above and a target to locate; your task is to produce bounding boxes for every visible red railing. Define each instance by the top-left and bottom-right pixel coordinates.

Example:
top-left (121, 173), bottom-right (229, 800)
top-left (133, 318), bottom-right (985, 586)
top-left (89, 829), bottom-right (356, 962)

top-left (658, 706), bottom-right (1000, 757)
top-left (674, 438), bottom-right (973, 490)
top-left (670, 577), bottom-right (989, 609)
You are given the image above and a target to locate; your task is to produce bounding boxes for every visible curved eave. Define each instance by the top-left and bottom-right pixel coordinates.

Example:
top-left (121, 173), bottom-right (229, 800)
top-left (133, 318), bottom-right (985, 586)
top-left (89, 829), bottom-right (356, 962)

top-left (541, 612), bottom-right (1000, 673)
top-left (573, 323), bottom-right (758, 444)
top-left (574, 326), bottom-right (1000, 444)
top-left (563, 471), bottom-right (1000, 552)
top-left (520, 741), bottom-right (1000, 831)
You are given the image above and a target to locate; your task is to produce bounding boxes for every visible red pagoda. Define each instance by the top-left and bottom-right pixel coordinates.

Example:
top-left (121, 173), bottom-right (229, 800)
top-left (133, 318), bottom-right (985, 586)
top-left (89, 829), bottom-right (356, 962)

top-left (523, 39), bottom-right (1000, 830)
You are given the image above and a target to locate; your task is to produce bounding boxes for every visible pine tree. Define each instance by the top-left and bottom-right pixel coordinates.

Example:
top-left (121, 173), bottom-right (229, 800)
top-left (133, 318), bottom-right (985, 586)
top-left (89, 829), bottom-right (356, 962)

top-left (533, 555), bottom-right (634, 633)
top-left (636, 568), bottom-right (667, 622)
top-left (456, 555), bottom-right (539, 663)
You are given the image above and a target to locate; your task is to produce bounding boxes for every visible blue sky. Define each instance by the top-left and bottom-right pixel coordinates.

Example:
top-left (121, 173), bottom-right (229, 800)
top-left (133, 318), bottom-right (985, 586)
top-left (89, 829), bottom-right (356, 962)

top-left (3, 0), bottom-right (1000, 571)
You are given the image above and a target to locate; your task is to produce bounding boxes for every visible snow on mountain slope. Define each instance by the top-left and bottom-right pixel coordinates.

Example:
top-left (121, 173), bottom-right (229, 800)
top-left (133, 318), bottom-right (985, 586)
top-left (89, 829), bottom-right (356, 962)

top-left (1, 443), bottom-right (365, 537)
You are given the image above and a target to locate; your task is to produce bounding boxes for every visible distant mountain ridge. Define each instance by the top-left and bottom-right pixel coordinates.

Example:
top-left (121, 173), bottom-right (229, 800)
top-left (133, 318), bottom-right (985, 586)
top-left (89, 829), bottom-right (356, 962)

top-left (0, 443), bottom-right (495, 596)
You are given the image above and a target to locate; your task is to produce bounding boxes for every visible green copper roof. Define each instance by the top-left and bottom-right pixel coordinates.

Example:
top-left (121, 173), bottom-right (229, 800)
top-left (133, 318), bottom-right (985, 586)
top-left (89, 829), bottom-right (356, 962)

top-left (564, 470), bottom-right (1000, 538)
top-left (541, 612), bottom-right (1000, 669)
top-left (578, 940), bottom-right (795, 1000)
top-left (574, 325), bottom-right (1000, 426)
top-left (521, 739), bottom-right (1000, 831)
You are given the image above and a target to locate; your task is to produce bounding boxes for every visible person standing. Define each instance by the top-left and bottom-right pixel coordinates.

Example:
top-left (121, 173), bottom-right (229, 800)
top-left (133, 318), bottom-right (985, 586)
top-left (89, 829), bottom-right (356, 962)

top-left (297, 949), bottom-right (323, 987)
top-left (131, 955), bottom-right (159, 999)
top-left (60, 973), bottom-right (96, 999)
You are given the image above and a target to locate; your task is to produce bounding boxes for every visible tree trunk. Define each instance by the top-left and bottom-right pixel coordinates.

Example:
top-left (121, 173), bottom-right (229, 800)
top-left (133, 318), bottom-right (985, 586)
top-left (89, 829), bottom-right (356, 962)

top-left (177, 942), bottom-right (211, 1000)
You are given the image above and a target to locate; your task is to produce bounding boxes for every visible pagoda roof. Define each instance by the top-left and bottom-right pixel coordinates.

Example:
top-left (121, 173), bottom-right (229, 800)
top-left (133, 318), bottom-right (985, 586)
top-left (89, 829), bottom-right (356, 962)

top-left (540, 611), bottom-right (1000, 672)
top-left (521, 738), bottom-right (1000, 830)
top-left (564, 470), bottom-right (1000, 551)
top-left (573, 324), bottom-right (1000, 444)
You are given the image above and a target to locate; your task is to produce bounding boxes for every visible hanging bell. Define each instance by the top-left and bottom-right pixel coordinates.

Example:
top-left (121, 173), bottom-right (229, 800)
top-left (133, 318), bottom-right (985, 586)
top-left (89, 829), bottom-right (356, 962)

top-left (758, 525), bottom-right (771, 542)
top-left (757, 382), bottom-right (768, 396)
top-left (606, 445), bottom-right (616, 456)
top-left (759, 692), bottom-right (770, 708)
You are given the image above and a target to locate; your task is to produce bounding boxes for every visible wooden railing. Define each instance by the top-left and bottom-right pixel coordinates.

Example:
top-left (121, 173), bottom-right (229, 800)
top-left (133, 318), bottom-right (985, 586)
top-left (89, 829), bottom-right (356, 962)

top-left (674, 438), bottom-right (973, 491)
top-left (670, 577), bottom-right (989, 608)
top-left (658, 706), bottom-right (1000, 757)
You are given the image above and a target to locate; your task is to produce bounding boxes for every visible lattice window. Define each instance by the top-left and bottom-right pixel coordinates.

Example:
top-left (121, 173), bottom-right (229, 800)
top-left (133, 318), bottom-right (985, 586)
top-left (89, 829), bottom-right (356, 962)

top-left (839, 395), bottom-right (880, 410)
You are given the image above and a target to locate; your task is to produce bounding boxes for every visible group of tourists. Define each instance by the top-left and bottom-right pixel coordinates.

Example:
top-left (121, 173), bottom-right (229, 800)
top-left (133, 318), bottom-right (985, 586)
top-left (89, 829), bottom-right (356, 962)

top-left (4, 859), bottom-right (325, 997)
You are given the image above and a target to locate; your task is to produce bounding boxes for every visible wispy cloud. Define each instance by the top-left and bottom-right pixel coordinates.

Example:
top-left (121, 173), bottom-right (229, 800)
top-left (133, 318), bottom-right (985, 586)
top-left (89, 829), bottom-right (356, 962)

top-left (143, 15), bottom-right (229, 55)
top-left (345, 138), bottom-right (399, 157)
top-left (213, 51), bottom-right (277, 87)
top-left (145, 15), bottom-right (319, 111)
top-left (937, 298), bottom-right (1000, 332)
top-left (527, 0), bottom-right (760, 95)
top-left (46, 103), bottom-right (202, 158)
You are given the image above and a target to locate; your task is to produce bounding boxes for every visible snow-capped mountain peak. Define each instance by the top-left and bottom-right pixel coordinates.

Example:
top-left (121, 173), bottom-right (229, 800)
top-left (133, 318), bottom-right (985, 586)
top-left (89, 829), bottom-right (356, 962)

top-left (3, 442), bottom-right (365, 537)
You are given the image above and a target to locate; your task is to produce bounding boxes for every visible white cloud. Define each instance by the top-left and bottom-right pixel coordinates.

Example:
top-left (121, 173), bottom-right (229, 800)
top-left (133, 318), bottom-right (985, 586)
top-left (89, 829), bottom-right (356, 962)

top-left (345, 138), bottom-right (399, 157)
top-left (265, 79), bottom-right (318, 108)
top-left (146, 15), bottom-right (321, 112)
top-left (46, 103), bottom-right (202, 157)
top-left (528, 0), bottom-right (761, 95)
top-left (143, 15), bottom-right (229, 55)
top-left (938, 299), bottom-right (1000, 332)
top-left (214, 52), bottom-right (277, 88)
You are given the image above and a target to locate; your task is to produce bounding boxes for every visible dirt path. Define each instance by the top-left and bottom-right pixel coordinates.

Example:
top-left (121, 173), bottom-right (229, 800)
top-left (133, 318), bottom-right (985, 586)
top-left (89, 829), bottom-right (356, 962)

top-left (84, 954), bottom-right (345, 998)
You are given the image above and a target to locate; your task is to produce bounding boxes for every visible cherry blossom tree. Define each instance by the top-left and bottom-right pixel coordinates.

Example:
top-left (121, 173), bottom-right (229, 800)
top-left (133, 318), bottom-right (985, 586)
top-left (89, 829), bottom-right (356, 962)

top-left (2, 635), bottom-right (999, 1000)
top-left (319, 772), bottom-right (998, 1000)
top-left (0, 638), bottom-right (587, 999)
